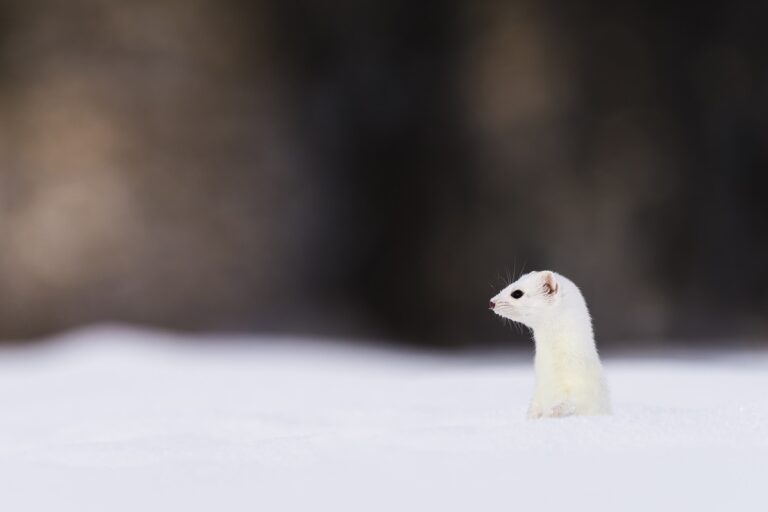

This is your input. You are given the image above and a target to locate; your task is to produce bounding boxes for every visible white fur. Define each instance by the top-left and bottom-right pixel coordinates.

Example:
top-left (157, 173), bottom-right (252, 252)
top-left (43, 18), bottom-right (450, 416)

top-left (490, 271), bottom-right (611, 419)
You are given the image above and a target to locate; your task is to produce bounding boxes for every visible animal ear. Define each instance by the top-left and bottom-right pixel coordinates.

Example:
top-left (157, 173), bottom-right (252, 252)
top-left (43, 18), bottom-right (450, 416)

top-left (541, 271), bottom-right (559, 295)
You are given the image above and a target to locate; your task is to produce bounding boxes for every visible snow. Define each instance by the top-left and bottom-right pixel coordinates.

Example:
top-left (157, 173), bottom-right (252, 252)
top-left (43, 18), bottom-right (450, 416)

top-left (0, 326), bottom-right (766, 511)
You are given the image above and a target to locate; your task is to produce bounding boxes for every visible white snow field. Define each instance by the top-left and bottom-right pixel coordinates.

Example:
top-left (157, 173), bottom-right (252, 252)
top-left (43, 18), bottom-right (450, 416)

top-left (0, 326), bottom-right (766, 512)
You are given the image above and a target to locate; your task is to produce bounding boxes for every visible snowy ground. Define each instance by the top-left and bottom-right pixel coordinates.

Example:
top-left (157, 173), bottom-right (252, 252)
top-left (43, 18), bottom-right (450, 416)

top-left (0, 326), bottom-right (766, 511)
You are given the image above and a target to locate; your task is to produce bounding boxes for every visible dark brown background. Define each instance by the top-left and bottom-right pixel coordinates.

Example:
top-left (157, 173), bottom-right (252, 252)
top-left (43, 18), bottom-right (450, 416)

top-left (0, 0), bottom-right (765, 346)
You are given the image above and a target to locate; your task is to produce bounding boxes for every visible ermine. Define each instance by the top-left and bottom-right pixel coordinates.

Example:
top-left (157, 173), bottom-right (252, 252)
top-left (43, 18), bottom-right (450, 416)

top-left (489, 271), bottom-right (610, 418)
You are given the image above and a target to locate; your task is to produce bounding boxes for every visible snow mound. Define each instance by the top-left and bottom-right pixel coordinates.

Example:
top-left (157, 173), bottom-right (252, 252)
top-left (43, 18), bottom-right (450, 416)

top-left (0, 326), bottom-right (766, 511)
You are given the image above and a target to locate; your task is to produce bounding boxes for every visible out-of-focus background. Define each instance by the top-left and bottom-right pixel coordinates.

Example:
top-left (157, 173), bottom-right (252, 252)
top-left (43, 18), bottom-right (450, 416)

top-left (0, 0), bottom-right (765, 347)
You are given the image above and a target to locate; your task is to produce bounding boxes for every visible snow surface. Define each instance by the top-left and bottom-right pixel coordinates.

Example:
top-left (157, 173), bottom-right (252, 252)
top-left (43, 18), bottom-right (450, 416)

top-left (0, 326), bottom-right (766, 511)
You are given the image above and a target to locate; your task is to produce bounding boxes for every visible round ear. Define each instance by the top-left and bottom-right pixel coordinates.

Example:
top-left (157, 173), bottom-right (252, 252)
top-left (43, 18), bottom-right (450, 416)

top-left (541, 271), bottom-right (559, 295)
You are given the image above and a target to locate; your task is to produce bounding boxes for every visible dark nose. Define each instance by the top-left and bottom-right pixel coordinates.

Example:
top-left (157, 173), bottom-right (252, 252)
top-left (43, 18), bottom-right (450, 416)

top-left (489, 300), bottom-right (495, 310)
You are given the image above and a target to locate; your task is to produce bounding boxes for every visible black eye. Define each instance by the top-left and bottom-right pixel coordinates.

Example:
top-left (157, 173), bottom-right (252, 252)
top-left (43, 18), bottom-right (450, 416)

top-left (511, 290), bottom-right (523, 299)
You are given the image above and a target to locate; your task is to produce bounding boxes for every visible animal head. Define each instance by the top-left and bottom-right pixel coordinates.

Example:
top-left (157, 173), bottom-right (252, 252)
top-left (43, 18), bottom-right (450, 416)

top-left (489, 271), bottom-right (562, 329)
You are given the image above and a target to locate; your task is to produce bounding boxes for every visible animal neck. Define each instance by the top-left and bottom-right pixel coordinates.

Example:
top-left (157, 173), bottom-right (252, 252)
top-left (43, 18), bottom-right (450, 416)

top-left (531, 306), bottom-right (598, 369)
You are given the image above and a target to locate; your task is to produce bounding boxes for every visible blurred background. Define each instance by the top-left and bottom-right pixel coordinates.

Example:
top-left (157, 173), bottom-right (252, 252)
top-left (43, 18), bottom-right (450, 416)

top-left (0, 0), bottom-right (765, 348)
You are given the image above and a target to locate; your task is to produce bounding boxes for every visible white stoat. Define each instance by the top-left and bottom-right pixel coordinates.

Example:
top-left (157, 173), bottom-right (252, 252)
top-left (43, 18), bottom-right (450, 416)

top-left (490, 271), bottom-right (611, 418)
